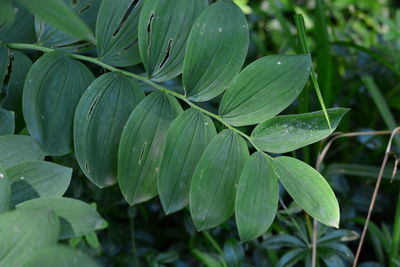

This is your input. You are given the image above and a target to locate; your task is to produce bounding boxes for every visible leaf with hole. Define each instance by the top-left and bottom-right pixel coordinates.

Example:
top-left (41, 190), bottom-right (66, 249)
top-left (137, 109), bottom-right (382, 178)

top-left (96, 0), bottom-right (142, 67)
top-left (74, 73), bottom-right (144, 188)
top-left (183, 0), bottom-right (249, 102)
top-left (23, 51), bottom-right (94, 156)
top-left (7, 160), bottom-right (72, 207)
top-left (118, 91), bottom-right (182, 205)
top-left (235, 152), bottom-right (278, 241)
top-left (0, 108), bottom-right (14, 135)
top-left (0, 46), bottom-right (9, 89)
top-left (219, 54), bottom-right (312, 126)
top-left (0, 135), bottom-right (45, 168)
top-left (0, 209), bottom-right (60, 266)
top-left (17, 197), bottom-right (107, 239)
top-left (16, 0), bottom-right (95, 42)
top-left (251, 108), bottom-right (349, 153)
top-left (138, 0), bottom-right (207, 81)
top-left (22, 245), bottom-right (99, 267)
top-left (190, 129), bottom-right (249, 230)
top-left (273, 156), bottom-right (340, 228)
top-left (0, 164), bottom-right (10, 213)
top-left (158, 108), bottom-right (216, 214)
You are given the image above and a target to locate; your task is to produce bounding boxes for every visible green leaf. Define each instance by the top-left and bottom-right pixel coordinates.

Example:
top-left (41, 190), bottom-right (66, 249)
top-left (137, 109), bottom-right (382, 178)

top-left (17, 197), bottom-right (107, 239)
top-left (22, 245), bottom-right (99, 267)
top-left (219, 54), bottom-right (312, 126)
top-left (96, 0), bottom-right (142, 67)
top-left (118, 91), bottom-right (182, 205)
top-left (23, 51), bottom-right (94, 156)
top-left (183, 0), bottom-right (249, 102)
top-left (74, 73), bottom-right (144, 188)
top-left (7, 160), bottom-right (72, 206)
top-left (251, 108), bottom-right (349, 153)
top-left (0, 4), bottom-right (35, 43)
top-left (158, 108), bottom-right (216, 214)
top-left (0, 46), bottom-right (9, 89)
top-left (16, 0), bottom-right (94, 42)
top-left (235, 152), bottom-right (278, 241)
top-left (0, 108), bottom-right (14, 135)
top-left (0, 164), bottom-right (10, 213)
top-left (273, 156), bottom-right (340, 228)
top-left (0, 135), bottom-right (45, 168)
top-left (1, 50), bottom-right (32, 130)
top-left (138, 0), bottom-right (207, 81)
top-left (223, 239), bottom-right (245, 267)
top-left (0, 209), bottom-right (60, 266)
top-left (190, 129), bottom-right (249, 230)
top-left (35, 0), bottom-right (100, 51)
top-left (0, 0), bottom-right (15, 26)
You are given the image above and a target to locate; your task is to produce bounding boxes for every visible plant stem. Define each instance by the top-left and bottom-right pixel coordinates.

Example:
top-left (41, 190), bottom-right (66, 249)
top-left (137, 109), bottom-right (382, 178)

top-left (129, 218), bottom-right (140, 267)
top-left (7, 42), bottom-right (267, 156)
top-left (390, 192), bottom-right (400, 267)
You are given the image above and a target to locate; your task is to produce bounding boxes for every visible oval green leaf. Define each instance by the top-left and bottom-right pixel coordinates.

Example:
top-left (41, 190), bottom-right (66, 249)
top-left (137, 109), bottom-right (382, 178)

top-left (183, 0), bottom-right (249, 102)
top-left (0, 164), bottom-right (10, 213)
top-left (0, 135), bottom-right (45, 168)
top-left (251, 108), bottom-right (349, 153)
top-left (23, 51), bottom-right (94, 156)
top-left (138, 0), bottom-right (207, 81)
top-left (0, 209), bottom-right (60, 266)
top-left (273, 156), bottom-right (340, 228)
top-left (118, 91), bottom-right (182, 205)
top-left (235, 152), bottom-right (278, 241)
top-left (158, 108), bottom-right (217, 214)
top-left (0, 108), bottom-right (14, 135)
top-left (16, 0), bottom-right (95, 42)
top-left (219, 54), bottom-right (312, 126)
top-left (7, 160), bottom-right (72, 207)
top-left (96, 0), bottom-right (142, 67)
top-left (22, 245), bottom-right (99, 267)
top-left (190, 129), bottom-right (249, 230)
top-left (17, 197), bottom-right (107, 239)
top-left (74, 73), bottom-right (144, 188)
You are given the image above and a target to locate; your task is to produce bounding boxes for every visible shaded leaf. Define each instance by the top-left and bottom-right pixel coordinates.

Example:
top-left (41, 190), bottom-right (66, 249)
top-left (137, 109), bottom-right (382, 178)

top-left (17, 197), bottom-right (107, 239)
top-left (0, 46), bottom-right (9, 89)
top-left (23, 51), bottom-right (94, 156)
top-left (0, 4), bottom-right (35, 43)
top-left (22, 245), bottom-right (99, 267)
top-left (138, 0), bottom-right (207, 81)
top-left (251, 108), bottom-right (349, 153)
top-left (183, 0), bottom-right (249, 102)
top-left (74, 73), bottom-right (144, 188)
top-left (219, 54), bottom-right (312, 126)
top-left (0, 108), bottom-right (14, 135)
top-left (276, 248), bottom-right (307, 267)
top-left (0, 164), bottom-right (10, 213)
top-left (190, 130), bottom-right (249, 230)
top-left (192, 249), bottom-right (225, 267)
top-left (0, 135), bottom-right (45, 168)
top-left (96, 0), bottom-right (142, 67)
top-left (235, 152), bottom-right (278, 241)
top-left (158, 108), bottom-right (216, 214)
top-left (118, 91), bottom-right (182, 205)
top-left (273, 156), bottom-right (340, 228)
top-left (0, 209), bottom-right (60, 266)
top-left (16, 0), bottom-right (94, 42)
top-left (7, 160), bottom-right (72, 206)
top-left (223, 239), bottom-right (245, 267)
top-left (262, 235), bottom-right (305, 249)
top-left (0, 0), bottom-right (15, 26)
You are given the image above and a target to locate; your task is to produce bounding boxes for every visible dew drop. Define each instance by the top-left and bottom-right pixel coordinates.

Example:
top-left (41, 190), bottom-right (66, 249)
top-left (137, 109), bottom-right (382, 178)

top-left (277, 61), bottom-right (282, 65)
top-left (204, 122), bottom-right (208, 126)
top-left (218, 27), bottom-right (222, 33)
top-left (20, 176), bottom-right (24, 180)
top-left (0, 173), bottom-right (4, 178)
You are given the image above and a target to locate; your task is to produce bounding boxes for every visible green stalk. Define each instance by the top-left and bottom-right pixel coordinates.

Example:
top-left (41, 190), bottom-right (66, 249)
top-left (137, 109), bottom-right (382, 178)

top-left (390, 192), bottom-right (400, 267)
top-left (7, 42), bottom-right (268, 157)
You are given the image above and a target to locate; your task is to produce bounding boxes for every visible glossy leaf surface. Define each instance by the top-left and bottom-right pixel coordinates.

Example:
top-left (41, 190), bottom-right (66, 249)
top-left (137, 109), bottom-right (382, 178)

top-left (251, 108), bottom-right (349, 153)
top-left (158, 109), bottom-right (216, 214)
top-left (183, 1), bottom-right (249, 102)
top-left (219, 54), bottom-right (312, 126)
top-left (7, 160), bottom-right (72, 206)
top-left (17, 197), bottom-right (107, 239)
top-left (74, 73), bottom-right (144, 188)
top-left (138, 0), bottom-right (207, 81)
top-left (119, 92), bottom-right (182, 205)
top-left (23, 51), bottom-right (94, 155)
top-left (190, 130), bottom-right (249, 230)
top-left (273, 156), bottom-right (340, 227)
top-left (235, 152), bottom-right (278, 241)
